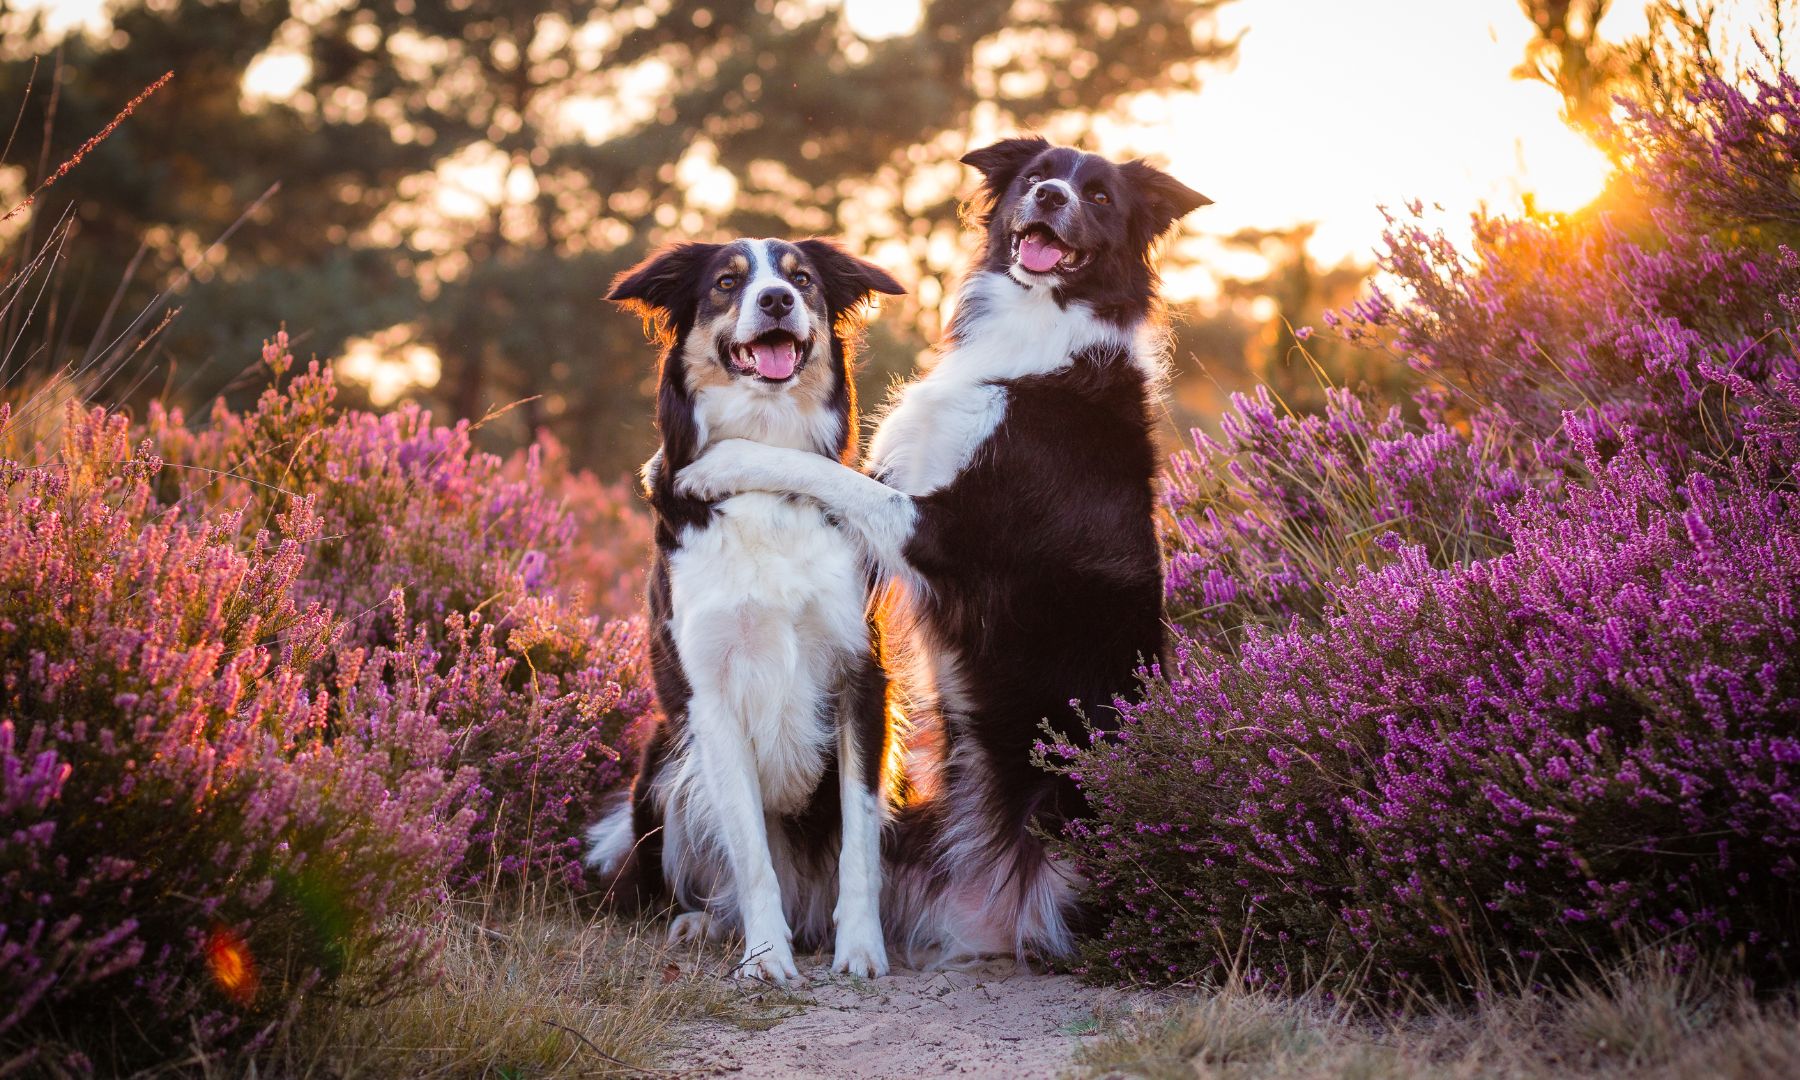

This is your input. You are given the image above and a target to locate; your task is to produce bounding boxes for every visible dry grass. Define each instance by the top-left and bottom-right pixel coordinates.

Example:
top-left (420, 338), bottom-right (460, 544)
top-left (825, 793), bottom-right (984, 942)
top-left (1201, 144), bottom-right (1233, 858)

top-left (1071, 956), bottom-right (1800, 1080)
top-left (242, 893), bottom-right (791, 1079)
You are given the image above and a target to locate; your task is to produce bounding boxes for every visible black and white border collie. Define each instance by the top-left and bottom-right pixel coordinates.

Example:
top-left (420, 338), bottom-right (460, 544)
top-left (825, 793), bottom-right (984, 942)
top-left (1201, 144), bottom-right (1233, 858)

top-left (678, 139), bottom-right (1208, 962)
top-left (584, 237), bottom-right (903, 982)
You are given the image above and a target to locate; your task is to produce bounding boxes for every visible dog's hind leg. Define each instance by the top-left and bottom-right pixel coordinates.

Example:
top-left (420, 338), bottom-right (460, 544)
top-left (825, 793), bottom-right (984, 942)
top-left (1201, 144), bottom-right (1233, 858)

top-left (831, 649), bottom-right (891, 977)
top-left (688, 698), bottom-right (801, 984)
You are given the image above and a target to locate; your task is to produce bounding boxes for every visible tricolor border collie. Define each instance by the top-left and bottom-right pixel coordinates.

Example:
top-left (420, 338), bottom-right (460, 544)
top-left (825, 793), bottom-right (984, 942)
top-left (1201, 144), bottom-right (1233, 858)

top-left (679, 139), bottom-right (1208, 962)
top-left (584, 237), bottom-right (903, 982)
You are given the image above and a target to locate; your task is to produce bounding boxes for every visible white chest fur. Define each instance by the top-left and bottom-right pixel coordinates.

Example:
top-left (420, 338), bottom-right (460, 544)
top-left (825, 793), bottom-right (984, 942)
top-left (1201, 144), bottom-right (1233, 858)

top-left (665, 492), bottom-right (867, 813)
top-left (866, 271), bottom-right (1154, 496)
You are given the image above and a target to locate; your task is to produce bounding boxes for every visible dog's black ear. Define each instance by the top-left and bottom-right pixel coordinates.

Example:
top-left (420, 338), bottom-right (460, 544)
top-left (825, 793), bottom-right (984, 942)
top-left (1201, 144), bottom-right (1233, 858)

top-left (960, 136), bottom-right (1051, 201)
top-left (1120, 160), bottom-right (1211, 238)
top-left (608, 242), bottom-right (722, 334)
top-left (796, 239), bottom-right (905, 318)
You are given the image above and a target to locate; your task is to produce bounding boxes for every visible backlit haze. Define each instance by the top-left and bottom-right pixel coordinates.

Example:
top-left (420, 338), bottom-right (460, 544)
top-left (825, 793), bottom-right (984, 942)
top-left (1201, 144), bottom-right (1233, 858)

top-left (17, 0), bottom-right (1686, 400)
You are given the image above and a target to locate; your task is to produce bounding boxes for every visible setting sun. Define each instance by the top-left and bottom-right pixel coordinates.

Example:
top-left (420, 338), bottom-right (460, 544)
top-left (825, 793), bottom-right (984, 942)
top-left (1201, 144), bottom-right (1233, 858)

top-left (1093, 0), bottom-right (1625, 299)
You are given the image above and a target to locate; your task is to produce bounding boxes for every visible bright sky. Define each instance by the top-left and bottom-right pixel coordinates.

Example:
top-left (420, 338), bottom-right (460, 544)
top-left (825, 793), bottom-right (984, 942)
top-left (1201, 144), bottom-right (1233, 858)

top-left (1088, 0), bottom-right (1638, 297)
top-left (837, 0), bottom-right (1671, 301)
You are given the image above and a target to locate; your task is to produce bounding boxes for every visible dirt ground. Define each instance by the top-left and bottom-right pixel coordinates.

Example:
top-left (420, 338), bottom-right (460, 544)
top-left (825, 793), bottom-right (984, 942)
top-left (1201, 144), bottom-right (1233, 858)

top-left (671, 957), bottom-right (1140, 1079)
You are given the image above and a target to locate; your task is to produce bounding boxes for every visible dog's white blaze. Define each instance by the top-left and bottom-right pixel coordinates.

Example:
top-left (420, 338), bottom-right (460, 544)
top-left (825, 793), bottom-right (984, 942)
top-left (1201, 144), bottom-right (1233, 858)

top-left (733, 238), bottom-right (803, 345)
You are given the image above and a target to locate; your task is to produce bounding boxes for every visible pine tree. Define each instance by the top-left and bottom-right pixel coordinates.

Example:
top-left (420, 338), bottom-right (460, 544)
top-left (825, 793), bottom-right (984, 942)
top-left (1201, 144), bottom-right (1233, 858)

top-left (4, 0), bottom-right (1238, 473)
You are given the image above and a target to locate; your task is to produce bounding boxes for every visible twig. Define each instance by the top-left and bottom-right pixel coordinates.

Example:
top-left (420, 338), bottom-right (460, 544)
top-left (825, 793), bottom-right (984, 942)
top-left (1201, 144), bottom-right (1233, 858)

top-left (536, 1018), bottom-right (683, 1077)
top-left (0, 55), bottom-right (37, 171)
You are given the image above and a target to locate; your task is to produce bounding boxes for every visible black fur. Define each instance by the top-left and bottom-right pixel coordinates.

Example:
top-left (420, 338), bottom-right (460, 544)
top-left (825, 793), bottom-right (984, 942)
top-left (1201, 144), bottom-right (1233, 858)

top-left (959, 136), bottom-right (1208, 326)
top-left (887, 142), bottom-right (1205, 955)
top-left (910, 341), bottom-right (1163, 786)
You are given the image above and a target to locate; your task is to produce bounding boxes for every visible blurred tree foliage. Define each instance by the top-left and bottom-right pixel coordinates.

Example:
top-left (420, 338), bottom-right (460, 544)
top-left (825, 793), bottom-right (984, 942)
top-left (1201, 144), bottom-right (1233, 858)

top-left (1515, 0), bottom-right (1627, 128)
top-left (1164, 226), bottom-right (1369, 443)
top-left (0, 0), bottom-right (1237, 474)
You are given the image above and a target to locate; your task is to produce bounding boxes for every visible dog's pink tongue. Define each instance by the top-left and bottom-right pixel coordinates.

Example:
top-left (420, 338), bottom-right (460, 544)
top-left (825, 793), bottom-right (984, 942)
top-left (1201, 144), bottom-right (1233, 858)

top-left (1018, 232), bottom-right (1065, 273)
top-left (750, 339), bottom-right (798, 380)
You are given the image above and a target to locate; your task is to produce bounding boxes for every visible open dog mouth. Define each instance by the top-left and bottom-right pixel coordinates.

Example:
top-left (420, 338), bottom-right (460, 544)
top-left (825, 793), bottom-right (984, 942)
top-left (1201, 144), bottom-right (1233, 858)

top-left (728, 330), bottom-right (809, 382)
top-left (1010, 224), bottom-right (1088, 275)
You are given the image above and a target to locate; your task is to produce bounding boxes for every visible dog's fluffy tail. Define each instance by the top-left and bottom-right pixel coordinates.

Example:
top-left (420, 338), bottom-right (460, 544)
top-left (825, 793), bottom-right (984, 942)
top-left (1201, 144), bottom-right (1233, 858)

top-left (584, 793), bottom-right (636, 877)
top-left (881, 789), bottom-right (1083, 967)
top-left (583, 791), bottom-right (669, 912)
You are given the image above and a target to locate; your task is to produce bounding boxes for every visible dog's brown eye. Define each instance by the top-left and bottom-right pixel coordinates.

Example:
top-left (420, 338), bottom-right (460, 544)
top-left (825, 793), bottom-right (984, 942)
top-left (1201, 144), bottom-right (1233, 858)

top-left (716, 273), bottom-right (738, 291)
top-left (1091, 190), bottom-right (1111, 205)
top-left (792, 271), bottom-right (812, 288)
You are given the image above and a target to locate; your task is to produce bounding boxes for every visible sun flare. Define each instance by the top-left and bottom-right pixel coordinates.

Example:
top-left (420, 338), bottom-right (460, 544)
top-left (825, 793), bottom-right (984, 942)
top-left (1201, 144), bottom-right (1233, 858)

top-left (843, 0), bottom-right (924, 40)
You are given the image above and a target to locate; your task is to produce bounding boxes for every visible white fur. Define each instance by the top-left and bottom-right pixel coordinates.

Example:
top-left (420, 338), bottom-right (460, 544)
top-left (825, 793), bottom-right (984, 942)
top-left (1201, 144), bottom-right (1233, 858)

top-left (583, 796), bottom-right (635, 878)
top-left (656, 490), bottom-right (881, 982)
top-left (692, 376), bottom-right (842, 456)
top-left (832, 744), bottom-right (888, 976)
top-left (678, 442), bottom-right (919, 583)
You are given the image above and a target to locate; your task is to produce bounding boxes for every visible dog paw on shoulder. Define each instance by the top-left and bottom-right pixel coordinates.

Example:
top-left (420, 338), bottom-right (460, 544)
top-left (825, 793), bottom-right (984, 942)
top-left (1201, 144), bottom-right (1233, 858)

top-left (674, 439), bottom-right (773, 499)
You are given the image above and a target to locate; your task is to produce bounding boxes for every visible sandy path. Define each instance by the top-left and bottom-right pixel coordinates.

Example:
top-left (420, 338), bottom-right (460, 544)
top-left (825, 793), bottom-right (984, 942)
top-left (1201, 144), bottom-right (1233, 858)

top-left (671, 958), bottom-right (1137, 1078)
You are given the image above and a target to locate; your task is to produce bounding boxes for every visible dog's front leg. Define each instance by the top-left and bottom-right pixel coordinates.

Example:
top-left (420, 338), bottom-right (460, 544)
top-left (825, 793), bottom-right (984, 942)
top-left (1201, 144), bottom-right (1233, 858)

top-left (688, 702), bottom-right (801, 984)
top-left (678, 440), bottom-right (919, 582)
top-left (831, 717), bottom-right (889, 978)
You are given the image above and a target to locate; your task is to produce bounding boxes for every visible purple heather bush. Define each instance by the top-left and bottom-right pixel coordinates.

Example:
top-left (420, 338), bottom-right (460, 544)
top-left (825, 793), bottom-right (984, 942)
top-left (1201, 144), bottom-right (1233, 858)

top-left (1068, 403), bottom-right (1799, 991)
top-left (1162, 385), bottom-right (1537, 641)
top-left (1, 344), bottom-right (653, 1070)
top-left (147, 336), bottom-right (654, 887)
top-left (0, 403), bottom-right (476, 1070)
top-left (1069, 54), bottom-right (1800, 991)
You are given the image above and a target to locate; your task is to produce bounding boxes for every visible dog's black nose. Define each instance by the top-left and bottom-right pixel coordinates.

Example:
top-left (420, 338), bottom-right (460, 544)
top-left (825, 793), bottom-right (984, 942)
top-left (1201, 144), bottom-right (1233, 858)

top-left (1033, 183), bottom-right (1069, 209)
top-left (757, 288), bottom-right (794, 316)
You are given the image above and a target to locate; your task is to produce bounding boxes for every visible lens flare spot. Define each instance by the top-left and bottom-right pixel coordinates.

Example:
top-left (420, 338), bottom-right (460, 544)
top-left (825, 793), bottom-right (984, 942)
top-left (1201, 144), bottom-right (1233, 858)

top-left (205, 925), bottom-right (259, 1006)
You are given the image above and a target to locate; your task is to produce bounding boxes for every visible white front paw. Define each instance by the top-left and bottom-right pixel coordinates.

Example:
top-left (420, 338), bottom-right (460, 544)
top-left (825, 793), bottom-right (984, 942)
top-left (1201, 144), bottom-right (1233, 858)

top-left (832, 909), bottom-right (889, 977)
top-left (737, 933), bottom-right (801, 984)
top-left (676, 439), bottom-right (771, 500)
top-left (831, 935), bottom-right (889, 978)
